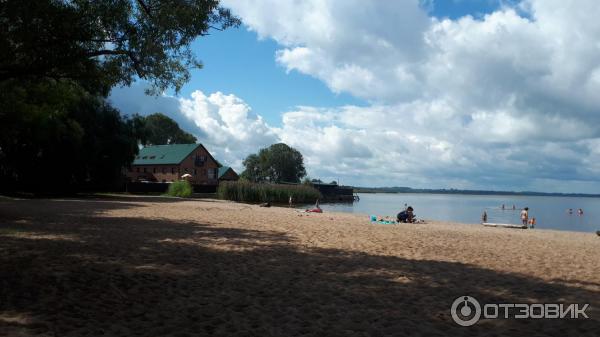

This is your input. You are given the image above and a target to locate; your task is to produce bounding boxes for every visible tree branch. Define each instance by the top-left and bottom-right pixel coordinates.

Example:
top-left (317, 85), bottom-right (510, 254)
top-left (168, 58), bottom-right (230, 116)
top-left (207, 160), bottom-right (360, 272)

top-left (136, 0), bottom-right (153, 18)
top-left (85, 49), bottom-right (130, 58)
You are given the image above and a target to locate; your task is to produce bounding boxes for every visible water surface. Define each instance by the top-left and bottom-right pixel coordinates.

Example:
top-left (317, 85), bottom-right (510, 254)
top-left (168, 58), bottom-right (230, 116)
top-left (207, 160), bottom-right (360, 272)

top-left (311, 193), bottom-right (599, 233)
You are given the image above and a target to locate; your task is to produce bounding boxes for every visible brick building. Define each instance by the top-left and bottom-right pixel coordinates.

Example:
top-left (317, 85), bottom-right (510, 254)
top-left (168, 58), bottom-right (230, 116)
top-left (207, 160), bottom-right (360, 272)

top-left (127, 143), bottom-right (221, 186)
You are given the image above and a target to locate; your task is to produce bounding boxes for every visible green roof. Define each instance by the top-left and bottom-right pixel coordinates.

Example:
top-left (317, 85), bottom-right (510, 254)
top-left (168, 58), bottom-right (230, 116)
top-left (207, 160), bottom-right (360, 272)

top-left (133, 144), bottom-right (200, 165)
top-left (218, 166), bottom-right (232, 178)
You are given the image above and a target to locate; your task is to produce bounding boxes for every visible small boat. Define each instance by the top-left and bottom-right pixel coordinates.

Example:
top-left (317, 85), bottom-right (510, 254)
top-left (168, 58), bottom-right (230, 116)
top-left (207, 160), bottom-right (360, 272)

top-left (483, 222), bottom-right (527, 229)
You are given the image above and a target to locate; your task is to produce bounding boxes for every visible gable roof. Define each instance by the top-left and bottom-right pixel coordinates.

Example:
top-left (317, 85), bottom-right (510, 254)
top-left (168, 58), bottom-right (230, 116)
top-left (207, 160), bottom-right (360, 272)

top-left (217, 166), bottom-right (234, 178)
top-left (133, 144), bottom-right (200, 165)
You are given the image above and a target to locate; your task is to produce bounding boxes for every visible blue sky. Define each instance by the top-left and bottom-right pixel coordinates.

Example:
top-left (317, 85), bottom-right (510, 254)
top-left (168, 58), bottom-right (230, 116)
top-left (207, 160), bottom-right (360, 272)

top-left (111, 0), bottom-right (600, 193)
top-left (179, 29), bottom-right (366, 126)
top-left (172, 0), bottom-right (506, 126)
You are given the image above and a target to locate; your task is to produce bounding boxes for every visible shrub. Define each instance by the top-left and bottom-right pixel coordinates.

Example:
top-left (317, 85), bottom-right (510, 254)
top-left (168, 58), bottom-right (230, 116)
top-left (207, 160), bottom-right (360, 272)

top-left (166, 180), bottom-right (192, 198)
top-left (217, 181), bottom-right (321, 204)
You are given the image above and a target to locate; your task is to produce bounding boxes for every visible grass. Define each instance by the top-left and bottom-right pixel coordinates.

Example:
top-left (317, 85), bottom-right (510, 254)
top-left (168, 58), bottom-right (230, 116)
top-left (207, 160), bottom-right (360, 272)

top-left (217, 181), bottom-right (321, 203)
top-left (166, 180), bottom-right (193, 198)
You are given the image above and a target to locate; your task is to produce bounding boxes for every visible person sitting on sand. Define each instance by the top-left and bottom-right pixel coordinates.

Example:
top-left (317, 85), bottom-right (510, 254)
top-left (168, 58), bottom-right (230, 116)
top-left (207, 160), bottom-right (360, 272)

top-left (305, 199), bottom-right (322, 213)
top-left (397, 206), bottom-right (414, 223)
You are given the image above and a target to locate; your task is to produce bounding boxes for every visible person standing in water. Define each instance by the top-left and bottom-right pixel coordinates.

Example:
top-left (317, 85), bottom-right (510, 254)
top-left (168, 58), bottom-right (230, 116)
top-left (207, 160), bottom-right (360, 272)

top-left (577, 208), bottom-right (584, 216)
top-left (482, 210), bottom-right (488, 223)
top-left (520, 207), bottom-right (529, 226)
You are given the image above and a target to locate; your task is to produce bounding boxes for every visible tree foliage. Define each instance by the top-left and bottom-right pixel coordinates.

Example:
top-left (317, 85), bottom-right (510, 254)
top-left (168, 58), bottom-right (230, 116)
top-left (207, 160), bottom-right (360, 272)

top-left (0, 80), bottom-right (140, 192)
top-left (241, 143), bottom-right (307, 183)
top-left (135, 113), bottom-right (197, 145)
top-left (0, 0), bottom-right (238, 192)
top-left (0, 0), bottom-right (240, 94)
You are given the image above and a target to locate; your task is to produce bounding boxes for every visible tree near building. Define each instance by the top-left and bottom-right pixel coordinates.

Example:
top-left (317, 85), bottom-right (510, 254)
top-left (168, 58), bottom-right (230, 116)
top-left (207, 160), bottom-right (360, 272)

top-left (136, 113), bottom-right (197, 145)
top-left (241, 143), bottom-right (306, 183)
top-left (0, 0), bottom-right (239, 192)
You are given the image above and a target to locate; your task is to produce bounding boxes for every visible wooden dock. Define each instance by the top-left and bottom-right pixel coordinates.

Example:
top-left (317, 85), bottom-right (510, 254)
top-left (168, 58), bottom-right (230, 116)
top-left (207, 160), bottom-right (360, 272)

top-left (483, 222), bottom-right (528, 229)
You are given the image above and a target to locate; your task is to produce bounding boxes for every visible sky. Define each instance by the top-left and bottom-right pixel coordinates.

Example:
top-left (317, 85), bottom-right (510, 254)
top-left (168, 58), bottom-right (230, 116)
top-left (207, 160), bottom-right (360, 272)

top-left (109, 0), bottom-right (600, 193)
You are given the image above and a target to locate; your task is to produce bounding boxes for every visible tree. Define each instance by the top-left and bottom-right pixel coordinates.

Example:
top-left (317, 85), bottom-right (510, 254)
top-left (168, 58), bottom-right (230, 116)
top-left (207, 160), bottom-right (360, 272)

top-left (0, 0), bottom-right (238, 191)
top-left (0, 0), bottom-right (240, 94)
top-left (0, 80), bottom-right (139, 192)
top-left (240, 154), bottom-right (262, 182)
top-left (241, 143), bottom-right (306, 183)
top-left (138, 113), bottom-right (197, 145)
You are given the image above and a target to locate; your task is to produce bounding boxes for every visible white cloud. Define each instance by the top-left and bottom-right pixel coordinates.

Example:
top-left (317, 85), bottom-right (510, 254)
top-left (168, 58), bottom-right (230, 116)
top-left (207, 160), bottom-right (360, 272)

top-left (215, 0), bottom-right (600, 192)
top-left (111, 0), bottom-right (600, 193)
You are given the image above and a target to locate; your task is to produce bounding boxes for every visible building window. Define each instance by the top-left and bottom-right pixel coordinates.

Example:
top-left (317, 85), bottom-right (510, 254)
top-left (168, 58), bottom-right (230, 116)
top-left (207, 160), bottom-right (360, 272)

top-left (162, 167), bottom-right (166, 174)
top-left (184, 168), bottom-right (188, 173)
top-left (143, 167), bottom-right (147, 173)
top-left (194, 169), bottom-right (197, 176)
top-left (208, 168), bottom-right (216, 179)
top-left (195, 154), bottom-right (206, 167)
top-left (171, 167), bottom-right (175, 174)
top-left (153, 167), bottom-right (156, 173)
top-left (136, 167), bottom-right (140, 173)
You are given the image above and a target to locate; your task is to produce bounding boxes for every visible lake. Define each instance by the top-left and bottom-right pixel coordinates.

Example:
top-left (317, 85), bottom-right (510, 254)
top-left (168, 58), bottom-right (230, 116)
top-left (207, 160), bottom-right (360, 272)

top-left (311, 193), bottom-right (600, 233)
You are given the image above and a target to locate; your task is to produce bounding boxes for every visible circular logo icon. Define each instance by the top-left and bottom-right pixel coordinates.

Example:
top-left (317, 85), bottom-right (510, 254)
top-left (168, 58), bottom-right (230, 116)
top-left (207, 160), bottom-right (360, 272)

top-left (451, 296), bottom-right (481, 326)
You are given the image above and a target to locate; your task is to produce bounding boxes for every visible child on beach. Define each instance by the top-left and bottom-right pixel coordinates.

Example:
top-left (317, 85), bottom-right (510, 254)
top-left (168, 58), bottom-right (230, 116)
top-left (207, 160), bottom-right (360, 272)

top-left (528, 217), bottom-right (536, 228)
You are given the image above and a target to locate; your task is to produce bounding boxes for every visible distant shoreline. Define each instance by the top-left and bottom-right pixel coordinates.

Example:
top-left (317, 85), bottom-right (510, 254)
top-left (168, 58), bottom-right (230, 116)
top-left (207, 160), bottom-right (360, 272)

top-left (353, 188), bottom-right (600, 198)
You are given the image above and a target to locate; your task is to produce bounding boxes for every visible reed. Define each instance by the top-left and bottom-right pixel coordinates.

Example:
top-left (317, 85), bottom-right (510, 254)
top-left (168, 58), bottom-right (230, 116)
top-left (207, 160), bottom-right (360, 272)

top-left (217, 181), bottom-right (321, 203)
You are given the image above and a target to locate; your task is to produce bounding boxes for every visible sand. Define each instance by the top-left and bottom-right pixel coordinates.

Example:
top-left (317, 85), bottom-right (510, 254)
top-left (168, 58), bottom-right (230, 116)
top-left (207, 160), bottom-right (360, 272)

top-left (0, 196), bottom-right (598, 336)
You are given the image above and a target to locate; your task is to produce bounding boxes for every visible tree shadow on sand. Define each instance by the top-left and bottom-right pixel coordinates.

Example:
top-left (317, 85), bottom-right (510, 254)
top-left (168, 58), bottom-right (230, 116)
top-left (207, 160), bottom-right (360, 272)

top-left (0, 199), bottom-right (598, 337)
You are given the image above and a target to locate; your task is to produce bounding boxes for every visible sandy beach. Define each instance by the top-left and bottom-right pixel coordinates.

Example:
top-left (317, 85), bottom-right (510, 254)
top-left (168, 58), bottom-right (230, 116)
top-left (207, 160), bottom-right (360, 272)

top-left (0, 196), bottom-right (598, 336)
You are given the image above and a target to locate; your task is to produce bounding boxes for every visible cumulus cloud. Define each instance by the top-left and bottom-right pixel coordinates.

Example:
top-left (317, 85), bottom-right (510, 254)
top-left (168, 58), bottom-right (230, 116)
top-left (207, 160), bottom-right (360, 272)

top-left (178, 90), bottom-right (279, 168)
top-left (111, 0), bottom-right (600, 192)
top-left (110, 85), bottom-right (278, 171)
top-left (212, 0), bottom-right (600, 192)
